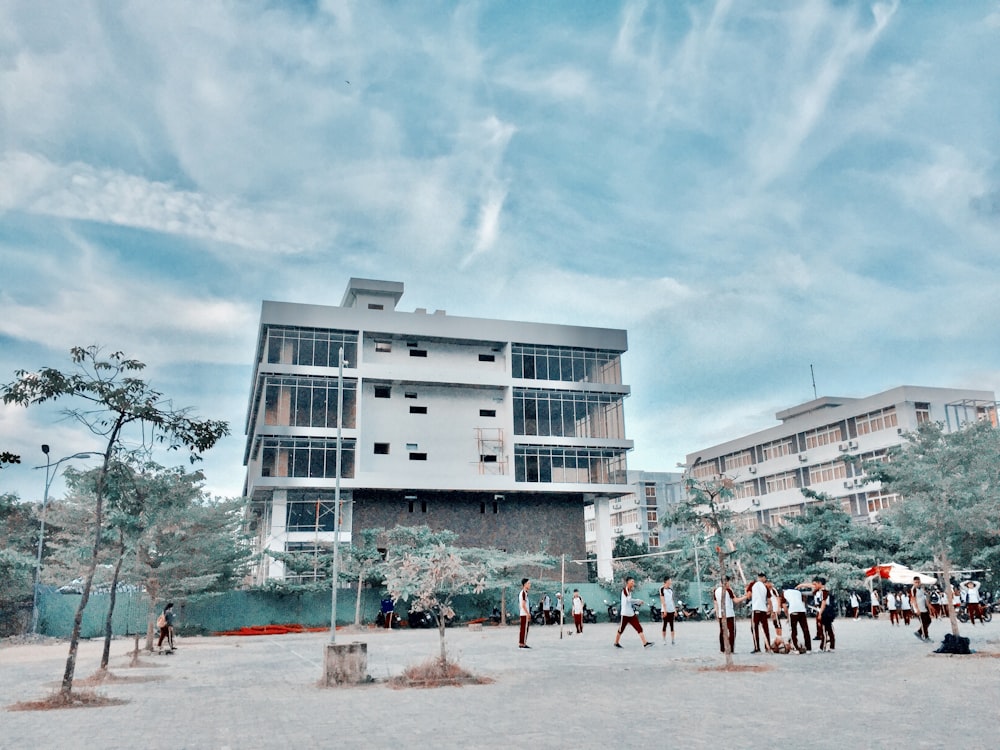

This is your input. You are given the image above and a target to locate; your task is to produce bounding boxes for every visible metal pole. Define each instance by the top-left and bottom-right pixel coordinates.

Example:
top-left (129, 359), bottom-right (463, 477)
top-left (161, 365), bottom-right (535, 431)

top-left (694, 544), bottom-right (702, 611)
top-left (330, 346), bottom-right (345, 644)
top-left (31, 448), bottom-right (99, 635)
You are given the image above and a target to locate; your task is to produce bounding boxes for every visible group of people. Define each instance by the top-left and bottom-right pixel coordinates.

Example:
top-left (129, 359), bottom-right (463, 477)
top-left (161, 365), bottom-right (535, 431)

top-left (853, 580), bottom-right (987, 631)
top-left (517, 580), bottom-right (589, 647)
top-left (712, 572), bottom-right (837, 654)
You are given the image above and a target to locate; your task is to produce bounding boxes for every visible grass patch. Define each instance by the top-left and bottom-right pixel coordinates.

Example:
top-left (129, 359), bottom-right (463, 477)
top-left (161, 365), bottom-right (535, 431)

top-left (8, 690), bottom-right (128, 711)
top-left (389, 657), bottom-right (494, 689)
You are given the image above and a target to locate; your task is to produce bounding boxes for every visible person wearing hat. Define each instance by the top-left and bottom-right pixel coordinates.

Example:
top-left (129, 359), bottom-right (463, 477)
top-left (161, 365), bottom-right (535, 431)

top-left (963, 580), bottom-right (984, 625)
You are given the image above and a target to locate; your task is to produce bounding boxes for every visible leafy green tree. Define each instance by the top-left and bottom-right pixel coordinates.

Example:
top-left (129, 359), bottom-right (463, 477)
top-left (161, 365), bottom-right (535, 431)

top-left (0, 492), bottom-right (37, 635)
top-left (1, 451), bottom-right (20, 469)
top-left (1, 346), bottom-right (229, 697)
top-left (344, 528), bottom-right (385, 626)
top-left (867, 420), bottom-right (1000, 637)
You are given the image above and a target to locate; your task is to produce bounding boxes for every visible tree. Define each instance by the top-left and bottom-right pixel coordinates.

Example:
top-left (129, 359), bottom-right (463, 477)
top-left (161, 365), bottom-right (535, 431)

top-left (663, 471), bottom-right (740, 666)
top-left (0, 451), bottom-right (20, 469)
top-left (867, 420), bottom-right (1000, 638)
top-left (343, 528), bottom-right (385, 626)
top-left (0, 492), bottom-right (37, 636)
top-left (1, 346), bottom-right (229, 697)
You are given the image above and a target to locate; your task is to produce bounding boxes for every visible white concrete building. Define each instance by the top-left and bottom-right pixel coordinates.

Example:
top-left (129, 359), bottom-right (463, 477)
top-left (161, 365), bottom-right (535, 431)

top-left (585, 469), bottom-right (684, 581)
top-left (243, 278), bottom-right (633, 583)
top-left (685, 385), bottom-right (997, 528)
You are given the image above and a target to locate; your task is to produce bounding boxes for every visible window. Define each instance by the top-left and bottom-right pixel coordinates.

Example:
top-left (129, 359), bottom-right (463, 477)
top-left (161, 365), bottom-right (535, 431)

top-left (723, 450), bottom-right (753, 470)
top-left (406, 443), bottom-right (418, 450)
top-left (262, 375), bottom-right (357, 428)
top-left (808, 461), bottom-right (847, 484)
top-left (512, 344), bottom-right (622, 385)
top-left (409, 349), bottom-right (427, 358)
top-left (374, 385), bottom-right (391, 398)
top-left (375, 341), bottom-right (391, 353)
top-left (409, 406), bottom-right (427, 414)
top-left (480, 409), bottom-right (496, 417)
top-left (915, 402), bottom-right (930, 424)
top-left (405, 392), bottom-right (417, 399)
top-left (409, 452), bottom-right (428, 461)
top-left (856, 407), bottom-right (898, 435)
top-left (513, 388), bottom-right (625, 439)
top-left (367, 303), bottom-right (384, 310)
top-left (514, 445), bottom-right (627, 484)
top-left (258, 437), bottom-right (356, 479)
top-left (407, 341), bottom-right (419, 348)
top-left (761, 439), bottom-right (792, 461)
top-left (804, 424), bottom-right (843, 449)
top-left (479, 354), bottom-right (495, 362)
top-left (286, 500), bottom-right (336, 532)
top-left (764, 472), bottom-right (798, 493)
top-left (480, 454), bottom-right (498, 463)
top-left (263, 326), bottom-right (358, 368)
top-left (374, 443), bottom-right (389, 455)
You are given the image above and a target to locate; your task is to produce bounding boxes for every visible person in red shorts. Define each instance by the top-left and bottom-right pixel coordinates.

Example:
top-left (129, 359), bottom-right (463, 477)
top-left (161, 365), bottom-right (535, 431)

top-left (613, 576), bottom-right (653, 649)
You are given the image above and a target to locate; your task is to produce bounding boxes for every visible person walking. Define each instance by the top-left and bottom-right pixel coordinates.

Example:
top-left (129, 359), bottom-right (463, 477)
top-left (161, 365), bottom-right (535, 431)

top-left (571, 589), bottom-right (585, 634)
top-left (156, 602), bottom-right (176, 654)
top-left (870, 588), bottom-right (881, 619)
top-left (659, 575), bottom-right (677, 644)
top-left (911, 577), bottom-right (931, 642)
top-left (899, 587), bottom-right (912, 625)
top-left (518, 578), bottom-right (532, 649)
top-left (613, 576), bottom-right (653, 649)
top-left (963, 580), bottom-right (985, 625)
top-left (886, 590), bottom-right (899, 625)
top-left (849, 591), bottom-right (860, 620)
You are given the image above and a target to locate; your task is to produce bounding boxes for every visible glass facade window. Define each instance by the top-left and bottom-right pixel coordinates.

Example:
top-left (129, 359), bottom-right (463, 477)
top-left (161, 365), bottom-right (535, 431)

top-left (259, 438), bottom-right (355, 479)
top-left (511, 344), bottom-right (622, 385)
top-left (264, 326), bottom-right (358, 368)
top-left (513, 389), bottom-right (625, 439)
top-left (263, 376), bottom-right (357, 428)
top-left (286, 500), bottom-right (336, 531)
top-left (915, 402), bottom-right (930, 424)
top-left (514, 445), bottom-right (627, 484)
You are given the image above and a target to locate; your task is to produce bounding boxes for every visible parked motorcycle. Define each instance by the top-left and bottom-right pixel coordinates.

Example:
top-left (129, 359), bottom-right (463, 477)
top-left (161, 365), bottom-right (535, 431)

top-left (604, 599), bottom-right (619, 622)
top-left (407, 608), bottom-right (436, 628)
top-left (582, 604), bottom-right (598, 624)
top-left (649, 603), bottom-right (662, 622)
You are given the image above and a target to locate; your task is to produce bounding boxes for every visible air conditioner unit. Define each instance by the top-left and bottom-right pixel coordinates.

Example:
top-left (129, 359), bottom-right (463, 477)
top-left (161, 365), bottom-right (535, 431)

top-left (798, 454), bottom-right (808, 462)
top-left (613, 526), bottom-right (623, 534)
top-left (747, 466), bottom-right (757, 474)
top-left (751, 498), bottom-right (760, 507)
top-left (843, 481), bottom-right (853, 489)
top-left (848, 440), bottom-right (858, 449)
top-left (612, 502), bottom-right (621, 510)
top-left (634, 523), bottom-right (641, 530)
top-left (838, 443), bottom-right (849, 452)
top-left (854, 478), bottom-right (865, 487)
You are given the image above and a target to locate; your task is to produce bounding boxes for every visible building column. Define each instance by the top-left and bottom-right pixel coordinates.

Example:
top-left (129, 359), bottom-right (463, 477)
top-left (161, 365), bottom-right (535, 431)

top-left (591, 495), bottom-right (614, 582)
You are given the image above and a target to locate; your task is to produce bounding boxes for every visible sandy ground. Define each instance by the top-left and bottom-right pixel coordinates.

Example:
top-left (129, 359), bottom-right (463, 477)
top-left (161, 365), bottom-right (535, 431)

top-left (2, 615), bottom-right (998, 749)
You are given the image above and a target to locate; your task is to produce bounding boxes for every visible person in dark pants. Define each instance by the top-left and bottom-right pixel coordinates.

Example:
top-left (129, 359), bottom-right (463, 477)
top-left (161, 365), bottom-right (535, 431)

top-left (518, 578), bottom-right (532, 649)
top-left (715, 576), bottom-right (744, 654)
top-left (812, 578), bottom-right (836, 651)
top-left (614, 576), bottom-right (653, 649)
top-left (911, 577), bottom-right (932, 641)
top-left (781, 582), bottom-right (811, 653)
top-left (157, 602), bottom-right (176, 653)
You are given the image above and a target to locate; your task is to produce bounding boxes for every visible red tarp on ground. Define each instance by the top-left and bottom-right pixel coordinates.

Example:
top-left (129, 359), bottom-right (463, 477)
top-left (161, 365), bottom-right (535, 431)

top-left (216, 624), bottom-right (332, 636)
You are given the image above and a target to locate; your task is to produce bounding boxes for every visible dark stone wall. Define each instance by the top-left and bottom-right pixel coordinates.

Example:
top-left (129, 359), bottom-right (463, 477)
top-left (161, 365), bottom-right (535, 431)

top-left (351, 489), bottom-right (585, 560)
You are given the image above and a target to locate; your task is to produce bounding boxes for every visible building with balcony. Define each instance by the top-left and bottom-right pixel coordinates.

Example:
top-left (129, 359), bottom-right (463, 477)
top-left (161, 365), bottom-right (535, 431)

top-left (585, 469), bottom-right (684, 581)
top-left (685, 385), bottom-right (997, 529)
top-left (243, 278), bottom-right (633, 583)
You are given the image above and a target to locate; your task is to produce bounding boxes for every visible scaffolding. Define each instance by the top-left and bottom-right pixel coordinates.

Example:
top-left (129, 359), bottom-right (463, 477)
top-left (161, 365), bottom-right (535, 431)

top-left (944, 399), bottom-right (999, 432)
top-left (475, 427), bottom-right (508, 475)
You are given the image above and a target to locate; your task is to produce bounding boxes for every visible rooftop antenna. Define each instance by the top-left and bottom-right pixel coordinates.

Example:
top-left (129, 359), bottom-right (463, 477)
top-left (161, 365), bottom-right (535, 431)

top-left (810, 364), bottom-right (817, 400)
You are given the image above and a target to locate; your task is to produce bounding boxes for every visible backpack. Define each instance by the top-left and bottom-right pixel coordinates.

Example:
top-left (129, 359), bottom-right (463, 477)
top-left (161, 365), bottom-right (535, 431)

top-left (157, 613), bottom-right (167, 629)
top-left (823, 591), bottom-right (838, 622)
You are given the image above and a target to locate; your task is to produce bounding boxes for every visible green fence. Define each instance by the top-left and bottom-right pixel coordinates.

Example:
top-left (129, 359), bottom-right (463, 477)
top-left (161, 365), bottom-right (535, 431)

top-left (35, 582), bottom-right (618, 638)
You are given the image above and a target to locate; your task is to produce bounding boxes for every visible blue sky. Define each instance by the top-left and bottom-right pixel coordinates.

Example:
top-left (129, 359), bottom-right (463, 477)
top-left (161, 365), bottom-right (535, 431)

top-left (2, 0), bottom-right (999, 502)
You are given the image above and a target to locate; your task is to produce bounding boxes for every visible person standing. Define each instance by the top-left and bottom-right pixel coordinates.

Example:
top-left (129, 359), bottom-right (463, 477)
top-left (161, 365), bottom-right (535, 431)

top-left (849, 591), bottom-right (860, 620)
top-left (614, 576), bottom-right (653, 649)
top-left (518, 578), bottom-right (532, 648)
top-left (714, 576), bottom-right (741, 654)
top-left (812, 578), bottom-right (836, 652)
top-left (899, 587), bottom-right (912, 625)
top-left (659, 575), bottom-right (677, 644)
top-left (571, 589), bottom-right (585, 633)
top-left (886, 590), bottom-right (899, 625)
top-left (870, 588), bottom-right (881, 619)
top-left (748, 572), bottom-right (772, 653)
top-left (157, 602), bottom-right (176, 653)
top-left (541, 593), bottom-right (552, 625)
top-left (781, 582), bottom-right (811, 653)
top-left (911, 577), bottom-right (931, 642)
top-left (962, 580), bottom-right (984, 625)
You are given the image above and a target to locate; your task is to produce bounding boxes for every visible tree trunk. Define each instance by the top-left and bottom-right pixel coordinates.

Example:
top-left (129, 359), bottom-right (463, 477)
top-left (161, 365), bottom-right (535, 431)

top-left (354, 567), bottom-right (364, 626)
top-left (100, 535), bottom-right (127, 670)
top-left (60, 434), bottom-right (118, 696)
top-left (144, 576), bottom-right (160, 651)
top-left (937, 550), bottom-right (961, 638)
top-left (499, 585), bottom-right (508, 626)
top-left (437, 612), bottom-right (447, 663)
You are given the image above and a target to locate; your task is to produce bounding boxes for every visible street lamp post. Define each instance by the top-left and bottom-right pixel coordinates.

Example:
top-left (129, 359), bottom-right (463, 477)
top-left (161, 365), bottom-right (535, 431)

top-left (330, 346), bottom-right (345, 644)
top-left (31, 445), bottom-right (101, 634)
